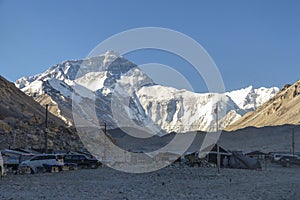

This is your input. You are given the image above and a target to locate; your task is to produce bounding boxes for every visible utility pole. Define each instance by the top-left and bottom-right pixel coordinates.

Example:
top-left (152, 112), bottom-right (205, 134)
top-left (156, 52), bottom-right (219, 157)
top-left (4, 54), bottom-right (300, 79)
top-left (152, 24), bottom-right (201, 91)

top-left (13, 132), bottom-right (16, 148)
top-left (214, 103), bottom-right (220, 174)
top-left (217, 144), bottom-right (220, 174)
top-left (292, 128), bottom-right (295, 157)
top-left (45, 104), bottom-right (49, 153)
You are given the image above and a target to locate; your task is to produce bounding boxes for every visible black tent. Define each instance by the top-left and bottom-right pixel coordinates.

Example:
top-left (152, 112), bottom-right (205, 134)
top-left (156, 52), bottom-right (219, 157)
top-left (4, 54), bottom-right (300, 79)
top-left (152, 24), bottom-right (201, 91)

top-left (229, 151), bottom-right (262, 170)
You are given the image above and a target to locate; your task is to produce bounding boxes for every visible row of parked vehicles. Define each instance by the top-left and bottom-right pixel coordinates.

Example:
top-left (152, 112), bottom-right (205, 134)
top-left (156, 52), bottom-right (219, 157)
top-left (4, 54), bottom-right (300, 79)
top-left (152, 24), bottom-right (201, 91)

top-left (271, 152), bottom-right (300, 167)
top-left (0, 149), bottom-right (102, 175)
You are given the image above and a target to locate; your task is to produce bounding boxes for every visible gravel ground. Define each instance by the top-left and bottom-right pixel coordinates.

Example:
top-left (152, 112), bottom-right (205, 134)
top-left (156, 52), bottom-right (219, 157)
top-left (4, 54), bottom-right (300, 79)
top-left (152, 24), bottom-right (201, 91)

top-left (0, 164), bottom-right (299, 200)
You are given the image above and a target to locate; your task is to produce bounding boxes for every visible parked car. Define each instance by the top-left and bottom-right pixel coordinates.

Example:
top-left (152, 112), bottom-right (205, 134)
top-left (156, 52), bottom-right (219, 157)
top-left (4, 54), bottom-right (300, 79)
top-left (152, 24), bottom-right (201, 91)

top-left (279, 154), bottom-right (300, 161)
top-left (271, 153), bottom-right (296, 162)
top-left (63, 154), bottom-right (101, 169)
top-left (19, 154), bottom-right (64, 174)
top-left (0, 152), bottom-right (5, 176)
top-left (1, 149), bottom-right (35, 171)
top-left (279, 155), bottom-right (300, 167)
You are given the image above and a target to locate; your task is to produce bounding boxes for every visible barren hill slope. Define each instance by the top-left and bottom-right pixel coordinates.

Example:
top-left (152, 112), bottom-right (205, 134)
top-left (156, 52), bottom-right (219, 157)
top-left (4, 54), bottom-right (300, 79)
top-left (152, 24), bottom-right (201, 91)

top-left (0, 75), bottom-right (82, 150)
top-left (226, 80), bottom-right (300, 131)
top-left (0, 75), bottom-right (64, 128)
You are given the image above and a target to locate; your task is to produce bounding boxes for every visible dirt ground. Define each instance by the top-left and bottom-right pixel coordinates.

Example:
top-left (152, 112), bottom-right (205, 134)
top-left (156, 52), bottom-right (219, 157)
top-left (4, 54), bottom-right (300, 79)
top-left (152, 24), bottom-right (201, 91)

top-left (0, 163), bottom-right (299, 200)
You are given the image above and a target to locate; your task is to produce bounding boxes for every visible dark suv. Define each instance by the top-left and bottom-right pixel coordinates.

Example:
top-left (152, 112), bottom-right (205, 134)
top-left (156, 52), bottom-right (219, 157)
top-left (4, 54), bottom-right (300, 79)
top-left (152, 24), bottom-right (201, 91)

top-left (279, 155), bottom-right (300, 167)
top-left (63, 154), bottom-right (101, 169)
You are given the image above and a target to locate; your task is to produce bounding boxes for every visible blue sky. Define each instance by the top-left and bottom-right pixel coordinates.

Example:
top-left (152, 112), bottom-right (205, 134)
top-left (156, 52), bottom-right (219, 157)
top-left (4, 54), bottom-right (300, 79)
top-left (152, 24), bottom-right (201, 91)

top-left (0, 0), bottom-right (299, 92)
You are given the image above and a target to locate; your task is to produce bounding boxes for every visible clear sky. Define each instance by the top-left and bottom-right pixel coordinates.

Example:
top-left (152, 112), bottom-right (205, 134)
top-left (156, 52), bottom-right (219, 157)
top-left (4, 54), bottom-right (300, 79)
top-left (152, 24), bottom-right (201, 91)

top-left (0, 0), bottom-right (299, 92)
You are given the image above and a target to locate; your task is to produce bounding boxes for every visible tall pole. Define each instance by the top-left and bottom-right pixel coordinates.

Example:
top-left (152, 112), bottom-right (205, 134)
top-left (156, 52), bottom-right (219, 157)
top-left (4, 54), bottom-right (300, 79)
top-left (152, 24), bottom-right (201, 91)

top-left (215, 103), bottom-right (220, 174)
top-left (216, 108), bottom-right (218, 133)
top-left (45, 104), bottom-right (49, 153)
top-left (13, 132), bottom-right (16, 147)
top-left (292, 128), bottom-right (295, 157)
top-left (217, 144), bottom-right (220, 174)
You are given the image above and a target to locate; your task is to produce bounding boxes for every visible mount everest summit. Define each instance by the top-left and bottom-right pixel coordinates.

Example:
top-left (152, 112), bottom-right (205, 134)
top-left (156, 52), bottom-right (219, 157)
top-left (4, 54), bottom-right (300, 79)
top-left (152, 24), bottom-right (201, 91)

top-left (15, 51), bottom-right (279, 133)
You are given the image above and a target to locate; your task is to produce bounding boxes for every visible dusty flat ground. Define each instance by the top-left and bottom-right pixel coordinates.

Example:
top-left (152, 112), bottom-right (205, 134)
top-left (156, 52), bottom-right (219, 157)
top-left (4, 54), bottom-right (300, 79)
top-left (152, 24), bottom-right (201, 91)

top-left (0, 164), bottom-right (299, 200)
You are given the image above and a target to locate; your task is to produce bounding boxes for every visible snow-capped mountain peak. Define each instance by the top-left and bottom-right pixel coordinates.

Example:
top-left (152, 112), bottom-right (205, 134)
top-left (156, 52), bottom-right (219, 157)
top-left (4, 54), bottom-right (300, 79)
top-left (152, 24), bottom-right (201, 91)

top-left (15, 51), bottom-right (279, 133)
top-left (226, 85), bottom-right (279, 111)
top-left (103, 50), bottom-right (121, 67)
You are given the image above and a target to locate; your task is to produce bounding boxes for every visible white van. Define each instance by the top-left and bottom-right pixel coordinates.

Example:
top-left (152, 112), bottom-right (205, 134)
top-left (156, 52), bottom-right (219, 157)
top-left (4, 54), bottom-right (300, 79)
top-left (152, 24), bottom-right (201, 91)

top-left (19, 154), bottom-right (64, 174)
top-left (0, 152), bottom-right (5, 177)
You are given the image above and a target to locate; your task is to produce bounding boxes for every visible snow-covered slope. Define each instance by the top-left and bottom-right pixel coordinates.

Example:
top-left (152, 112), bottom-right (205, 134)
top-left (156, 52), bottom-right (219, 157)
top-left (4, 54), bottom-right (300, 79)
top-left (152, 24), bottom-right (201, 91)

top-left (15, 51), bottom-right (279, 133)
top-left (137, 85), bottom-right (238, 132)
top-left (226, 86), bottom-right (279, 111)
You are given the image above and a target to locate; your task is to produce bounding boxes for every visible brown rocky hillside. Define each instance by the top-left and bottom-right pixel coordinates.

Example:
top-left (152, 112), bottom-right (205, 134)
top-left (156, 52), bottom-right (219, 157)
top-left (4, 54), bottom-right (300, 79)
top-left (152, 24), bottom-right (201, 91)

top-left (225, 80), bottom-right (300, 131)
top-left (0, 75), bottom-right (82, 150)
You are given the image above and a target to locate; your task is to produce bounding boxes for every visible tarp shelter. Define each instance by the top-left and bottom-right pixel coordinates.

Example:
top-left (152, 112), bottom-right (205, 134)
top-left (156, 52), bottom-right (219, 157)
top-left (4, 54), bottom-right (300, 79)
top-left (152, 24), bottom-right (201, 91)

top-left (229, 151), bottom-right (261, 170)
top-left (245, 151), bottom-right (268, 160)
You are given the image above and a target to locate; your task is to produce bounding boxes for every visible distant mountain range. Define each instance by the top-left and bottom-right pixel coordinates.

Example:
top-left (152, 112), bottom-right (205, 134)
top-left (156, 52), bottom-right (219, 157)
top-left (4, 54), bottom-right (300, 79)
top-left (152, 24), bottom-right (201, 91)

top-left (226, 80), bottom-right (300, 131)
top-left (14, 51), bottom-right (279, 133)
